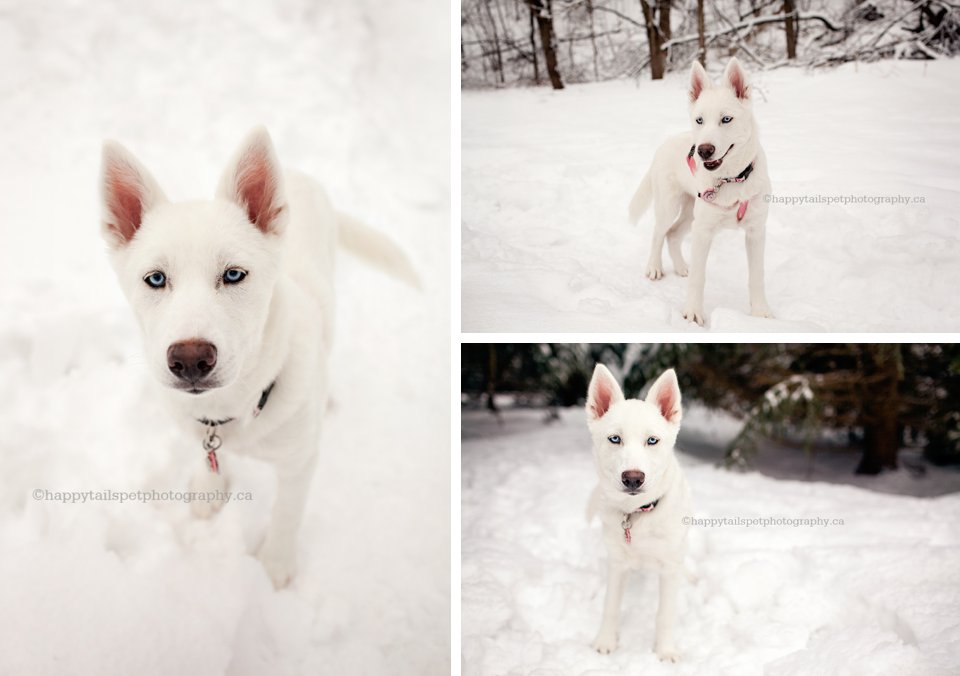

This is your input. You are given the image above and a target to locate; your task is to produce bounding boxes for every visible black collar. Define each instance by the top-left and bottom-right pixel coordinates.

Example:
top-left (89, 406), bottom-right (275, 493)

top-left (196, 380), bottom-right (276, 427)
top-left (734, 161), bottom-right (754, 182)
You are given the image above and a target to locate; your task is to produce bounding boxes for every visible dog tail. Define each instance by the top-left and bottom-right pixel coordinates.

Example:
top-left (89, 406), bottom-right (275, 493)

top-left (627, 170), bottom-right (653, 226)
top-left (336, 212), bottom-right (421, 289)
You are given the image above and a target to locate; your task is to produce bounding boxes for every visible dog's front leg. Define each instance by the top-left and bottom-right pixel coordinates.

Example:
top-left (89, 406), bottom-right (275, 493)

top-left (592, 561), bottom-right (627, 654)
top-left (682, 227), bottom-right (714, 325)
top-left (257, 445), bottom-right (318, 589)
top-left (745, 225), bottom-right (773, 318)
top-left (654, 570), bottom-right (681, 662)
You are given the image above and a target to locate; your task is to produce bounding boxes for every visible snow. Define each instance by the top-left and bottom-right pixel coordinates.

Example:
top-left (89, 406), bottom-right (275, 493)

top-left (461, 408), bottom-right (960, 675)
top-left (461, 60), bottom-right (960, 332)
top-left (0, 1), bottom-right (449, 674)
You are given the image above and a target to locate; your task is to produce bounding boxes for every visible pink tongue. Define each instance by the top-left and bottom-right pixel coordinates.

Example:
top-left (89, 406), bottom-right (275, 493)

top-left (686, 155), bottom-right (697, 175)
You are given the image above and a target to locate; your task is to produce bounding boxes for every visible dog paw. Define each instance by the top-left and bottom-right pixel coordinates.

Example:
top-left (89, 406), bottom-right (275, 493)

top-left (656, 646), bottom-right (681, 663)
top-left (592, 632), bottom-right (618, 654)
top-left (750, 302), bottom-right (774, 319)
top-left (646, 265), bottom-right (664, 281)
top-left (188, 470), bottom-right (227, 519)
top-left (682, 307), bottom-right (705, 326)
top-left (257, 537), bottom-right (297, 589)
top-left (674, 262), bottom-right (689, 277)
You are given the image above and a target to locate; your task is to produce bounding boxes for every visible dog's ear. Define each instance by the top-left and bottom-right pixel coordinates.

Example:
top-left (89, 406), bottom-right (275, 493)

top-left (723, 57), bottom-right (749, 100)
top-left (100, 141), bottom-right (167, 248)
top-left (645, 369), bottom-right (682, 425)
top-left (217, 126), bottom-right (288, 236)
top-left (689, 60), bottom-right (710, 103)
top-left (587, 364), bottom-right (625, 421)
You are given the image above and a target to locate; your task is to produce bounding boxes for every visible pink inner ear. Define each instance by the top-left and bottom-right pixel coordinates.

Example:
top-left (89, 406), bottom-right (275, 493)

top-left (656, 385), bottom-right (680, 423)
top-left (104, 163), bottom-right (144, 243)
top-left (690, 75), bottom-right (704, 102)
top-left (728, 68), bottom-right (748, 99)
top-left (235, 148), bottom-right (284, 233)
top-left (590, 380), bottom-right (614, 419)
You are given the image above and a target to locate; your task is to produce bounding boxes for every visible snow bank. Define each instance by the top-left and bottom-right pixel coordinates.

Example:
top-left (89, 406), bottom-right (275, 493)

top-left (462, 60), bottom-right (960, 332)
top-left (0, 1), bottom-right (449, 673)
top-left (461, 409), bottom-right (960, 675)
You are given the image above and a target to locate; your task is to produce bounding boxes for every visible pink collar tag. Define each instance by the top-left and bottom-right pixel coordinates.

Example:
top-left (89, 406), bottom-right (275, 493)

top-left (203, 424), bottom-right (222, 474)
top-left (737, 199), bottom-right (750, 221)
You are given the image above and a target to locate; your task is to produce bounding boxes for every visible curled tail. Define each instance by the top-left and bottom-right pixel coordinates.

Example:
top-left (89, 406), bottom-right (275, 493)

top-left (627, 170), bottom-right (653, 225)
top-left (336, 212), bottom-right (421, 289)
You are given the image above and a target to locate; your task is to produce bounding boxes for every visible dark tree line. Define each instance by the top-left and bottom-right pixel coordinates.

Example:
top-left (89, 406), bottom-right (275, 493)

top-left (462, 0), bottom-right (960, 88)
top-left (461, 343), bottom-right (960, 475)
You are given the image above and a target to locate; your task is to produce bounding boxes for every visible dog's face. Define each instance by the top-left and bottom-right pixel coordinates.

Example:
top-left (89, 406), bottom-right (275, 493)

top-left (100, 128), bottom-right (288, 395)
top-left (586, 365), bottom-right (682, 500)
top-left (688, 57), bottom-right (753, 172)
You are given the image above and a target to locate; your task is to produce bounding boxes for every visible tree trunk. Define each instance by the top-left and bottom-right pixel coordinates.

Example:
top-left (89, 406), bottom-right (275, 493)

top-left (528, 5), bottom-right (540, 84)
top-left (483, 0), bottom-right (505, 84)
top-left (639, 0), bottom-right (665, 80)
top-left (485, 344), bottom-right (499, 414)
top-left (527, 0), bottom-right (564, 89)
top-left (855, 345), bottom-right (902, 474)
top-left (657, 0), bottom-right (671, 44)
top-left (587, 0), bottom-right (600, 80)
top-left (697, 0), bottom-right (706, 66)
top-left (784, 0), bottom-right (798, 60)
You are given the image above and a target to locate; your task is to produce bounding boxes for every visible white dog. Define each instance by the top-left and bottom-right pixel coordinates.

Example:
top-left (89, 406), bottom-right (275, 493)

top-left (100, 127), bottom-right (416, 587)
top-left (629, 57), bottom-right (773, 325)
top-left (586, 364), bottom-right (692, 661)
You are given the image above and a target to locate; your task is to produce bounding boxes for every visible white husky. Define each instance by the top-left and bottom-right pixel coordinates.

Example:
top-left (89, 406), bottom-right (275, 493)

top-left (629, 57), bottom-right (772, 325)
top-left (100, 127), bottom-right (417, 588)
top-left (586, 364), bottom-right (692, 661)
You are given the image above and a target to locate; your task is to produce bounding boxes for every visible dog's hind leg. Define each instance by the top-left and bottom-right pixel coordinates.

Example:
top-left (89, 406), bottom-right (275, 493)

top-left (654, 570), bottom-right (681, 662)
top-left (666, 197), bottom-right (694, 277)
top-left (646, 190), bottom-right (682, 281)
top-left (593, 563), bottom-right (628, 654)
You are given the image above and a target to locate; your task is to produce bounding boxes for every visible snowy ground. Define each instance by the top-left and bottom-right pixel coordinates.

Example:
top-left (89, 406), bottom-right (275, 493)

top-left (461, 408), bottom-right (960, 675)
top-left (0, 2), bottom-right (449, 674)
top-left (462, 60), bottom-right (960, 332)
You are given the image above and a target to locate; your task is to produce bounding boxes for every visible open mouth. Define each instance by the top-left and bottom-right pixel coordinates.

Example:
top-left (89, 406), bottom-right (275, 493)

top-left (703, 144), bottom-right (734, 171)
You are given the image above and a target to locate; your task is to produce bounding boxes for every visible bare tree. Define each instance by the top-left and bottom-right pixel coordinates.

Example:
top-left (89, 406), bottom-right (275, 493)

top-left (784, 0), bottom-right (798, 59)
top-left (697, 0), bottom-right (706, 66)
top-left (483, 0), bottom-right (505, 84)
top-left (639, 0), bottom-right (671, 80)
top-left (855, 345), bottom-right (902, 474)
top-left (587, 0), bottom-right (600, 80)
top-left (528, 5), bottom-right (540, 84)
top-left (526, 0), bottom-right (564, 89)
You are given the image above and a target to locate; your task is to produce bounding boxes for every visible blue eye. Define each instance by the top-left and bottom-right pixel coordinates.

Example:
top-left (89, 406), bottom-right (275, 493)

top-left (647, 436), bottom-right (659, 446)
top-left (223, 268), bottom-right (247, 284)
top-left (695, 116), bottom-right (703, 125)
top-left (144, 271), bottom-right (166, 288)
top-left (721, 116), bottom-right (733, 124)
top-left (607, 435), bottom-right (622, 445)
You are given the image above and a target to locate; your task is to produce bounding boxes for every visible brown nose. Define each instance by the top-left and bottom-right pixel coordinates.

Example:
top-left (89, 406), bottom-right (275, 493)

top-left (167, 340), bottom-right (217, 382)
top-left (697, 144), bottom-right (715, 160)
top-left (621, 470), bottom-right (646, 491)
